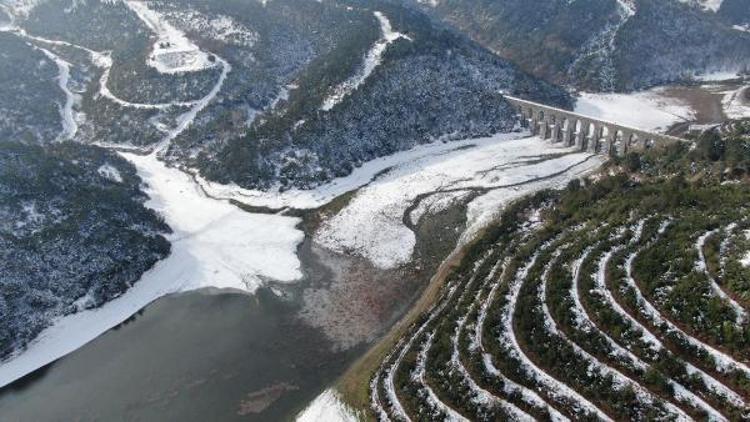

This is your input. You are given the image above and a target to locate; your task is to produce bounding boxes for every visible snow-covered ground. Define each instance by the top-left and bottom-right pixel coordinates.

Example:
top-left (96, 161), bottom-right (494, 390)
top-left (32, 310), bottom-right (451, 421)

top-left (677, 0), bottom-right (724, 12)
top-left (162, 9), bottom-right (259, 47)
top-left (97, 162), bottom-right (123, 182)
top-left (723, 85), bottom-right (750, 120)
top-left (34, 45), bottom-right (79, 141)
top-left (501, 252), bottom-right (613, 420)
top-left (0, 0), bottom-right (607, 409)
top-left (124, 153), bottom-right (304, 291)
top-left (539, 250), bottom-right (688, 420)
top-left (321, 11), bottom-right (408, 111)
top-left (12, 1), bottom-right (234, 146)
top-left (695, 70), bottom-right (745, 81)
top-left (0, 153), bottom-right (304, 388)
top-left (196, 134), bottom-right (529, 210)
top-left (95, 51), bottom-right (202, 110)
top-left (120, 1), bottom-right (234, 148)
top-left (125, 0), bottom-right (217, 74)
top-left (296, 389), bottom-right (358, 422)
top-left (575, 89), bottom-right (695, 132)
top-left (695, 230), bottom-right (747, 325)
top-left (625, 234), bottom-right (750, 379)
top-left (316, 135), bottom-right (603, 269)
top-left (449, 265), bottom-right (535, 421)
top-left (155, 56), bottom-right (231, 150)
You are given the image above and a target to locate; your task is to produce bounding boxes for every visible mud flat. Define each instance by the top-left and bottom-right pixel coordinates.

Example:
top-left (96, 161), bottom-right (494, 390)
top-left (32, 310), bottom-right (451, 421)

top-left (660, 79), bottom-right (750, 134)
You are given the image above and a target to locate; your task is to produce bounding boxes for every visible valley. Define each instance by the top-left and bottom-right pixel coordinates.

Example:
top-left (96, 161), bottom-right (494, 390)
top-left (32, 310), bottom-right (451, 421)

top-left (0, 0), bottom-right (749, 421)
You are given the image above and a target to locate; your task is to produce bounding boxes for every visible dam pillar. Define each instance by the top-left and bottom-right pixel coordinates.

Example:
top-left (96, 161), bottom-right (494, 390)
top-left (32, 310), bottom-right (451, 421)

top-left (630, 133), bottom-right (644, 152)
top-left (618, 130), bottom-right (630, 156)
top-left (523, 107), bottom-right (533, 129)
top-left (562, 124), bottom-right (573, 146)
top-left (588, 124), bottom-right (599, 153)
top-left (549, 121), bottom-right (560, 143)
top-left (602, 134), bottom-right (612, 156)
top-left (603, 126), bottom-right (614, 156)
top-left (575, 120), bottom-right (586, 150)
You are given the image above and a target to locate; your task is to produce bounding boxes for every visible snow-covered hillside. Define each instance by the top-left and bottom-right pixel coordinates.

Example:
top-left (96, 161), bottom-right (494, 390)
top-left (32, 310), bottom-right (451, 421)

top-left (321, 11), bottom-right (408, 111)
top-left (408, 0), bottom-right (750, 92)
top-left (0, 142), bottom-right (171, 374)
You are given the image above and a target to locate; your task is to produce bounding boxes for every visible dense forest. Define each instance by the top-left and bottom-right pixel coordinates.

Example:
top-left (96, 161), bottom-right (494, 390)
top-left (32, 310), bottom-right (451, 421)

top-left (405, 0), bottom-right (750, 91)
top-left (0, 142), bottom-right (170, 359)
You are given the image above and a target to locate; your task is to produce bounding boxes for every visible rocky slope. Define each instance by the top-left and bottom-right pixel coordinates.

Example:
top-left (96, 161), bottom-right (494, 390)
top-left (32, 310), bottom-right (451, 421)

top-left (405, 0), bottom-right (750, 92)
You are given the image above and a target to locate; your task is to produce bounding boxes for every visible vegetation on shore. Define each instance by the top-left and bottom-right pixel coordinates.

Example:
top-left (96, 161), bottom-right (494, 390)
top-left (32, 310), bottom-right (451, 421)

top-left (355, 120), bottom-right (750, 420)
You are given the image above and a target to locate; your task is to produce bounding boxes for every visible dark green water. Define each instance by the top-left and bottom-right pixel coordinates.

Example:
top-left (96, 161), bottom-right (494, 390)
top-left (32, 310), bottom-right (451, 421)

top-left (0, 288), bottom-right (359, 422)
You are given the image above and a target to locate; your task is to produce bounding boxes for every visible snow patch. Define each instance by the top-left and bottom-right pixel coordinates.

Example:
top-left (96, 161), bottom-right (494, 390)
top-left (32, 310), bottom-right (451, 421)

top-left (741, 252), bottom-right (750, 268)
top-left (296, 389), bottom-right (358, 422)
top-left (164, 9), bottom-right (258, 47)
top-left (97, 163), bottom-right (122, 182)
top-left (723, 85), bottom-right (750, 120)
top-left (694, 70), bottom-right (744, 82)
top-left (125, 0), bottom-right (216, 74)
top-left (576, 89), bottom-right (695, 133)
top-left (676, 0), bottom-right (724, 12)
top-left (34, 45), bottom-right (79, 141)
top-left (0, 0), bottom-right (44, 17)
top-left (196, 134), bottom-right (533, 210)
top-left (321, 11), bottom-right (408, 111)
top-left (315, 135), bottom-right (602, 269)
top-left (695, 230), bottom-right (747, 324)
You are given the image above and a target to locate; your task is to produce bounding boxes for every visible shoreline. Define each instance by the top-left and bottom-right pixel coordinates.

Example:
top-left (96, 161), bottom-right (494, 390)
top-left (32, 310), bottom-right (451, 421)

top-left (331, 152), bottom-right (606, 418)
top-left (0, 151), bottom-right (304, 389)
top-left (3, 73), bottom-right (747, 413)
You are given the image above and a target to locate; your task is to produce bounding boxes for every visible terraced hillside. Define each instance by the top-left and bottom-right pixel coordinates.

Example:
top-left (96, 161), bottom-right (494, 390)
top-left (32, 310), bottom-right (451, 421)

top-left (369, 120), bottom-right (750, 420)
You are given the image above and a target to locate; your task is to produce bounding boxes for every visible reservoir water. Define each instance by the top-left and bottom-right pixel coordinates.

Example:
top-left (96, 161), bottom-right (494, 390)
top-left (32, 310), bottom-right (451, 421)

top-left (0, 288), bottom-right (360, 421)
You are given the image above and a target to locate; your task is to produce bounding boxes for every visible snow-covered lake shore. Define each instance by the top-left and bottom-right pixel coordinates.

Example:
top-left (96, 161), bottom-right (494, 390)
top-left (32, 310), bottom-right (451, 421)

top-left (0, 153), bottom-right (304, 388)
top-left (5, 0), bottom-right (748, 412)
top-left (316, 135), bottom-right (604, 269)
top-left (0, 131), bottom-right (603, 391)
